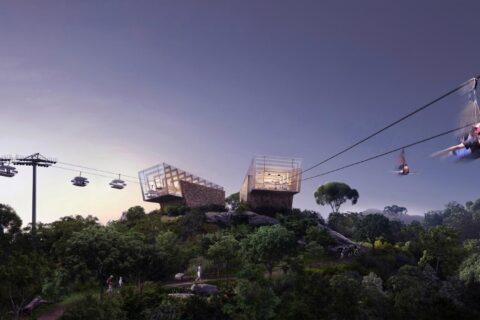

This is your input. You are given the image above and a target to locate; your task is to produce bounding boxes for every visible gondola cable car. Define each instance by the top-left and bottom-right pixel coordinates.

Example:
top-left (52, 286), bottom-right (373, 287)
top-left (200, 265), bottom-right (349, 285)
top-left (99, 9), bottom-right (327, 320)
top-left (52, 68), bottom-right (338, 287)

top-left (71, 172), bottom-right (89, 187)
top-left (0, 162), bottom-right (18, 177)
top-left (109, 174), bottom-right (126, 190)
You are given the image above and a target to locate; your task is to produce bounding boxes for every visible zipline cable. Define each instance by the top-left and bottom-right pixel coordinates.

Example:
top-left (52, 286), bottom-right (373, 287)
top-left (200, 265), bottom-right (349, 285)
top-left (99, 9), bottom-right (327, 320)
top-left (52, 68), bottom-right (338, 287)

top-left (56, 161), bottom-right (139, 180)
top-left (292, 76), bottom-right (480, 180)
top-left (52, 165), bottom-right (140, 184)
top-left (301, 122), bottom-right (477, 181)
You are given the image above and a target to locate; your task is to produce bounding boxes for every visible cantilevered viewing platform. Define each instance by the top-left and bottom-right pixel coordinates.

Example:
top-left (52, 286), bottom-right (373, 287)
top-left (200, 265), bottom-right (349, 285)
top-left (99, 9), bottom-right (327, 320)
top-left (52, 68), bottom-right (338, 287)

top-left (139, 163), bottom-right (225, 209)
top-left (240, 155), bottom-right (302, 210)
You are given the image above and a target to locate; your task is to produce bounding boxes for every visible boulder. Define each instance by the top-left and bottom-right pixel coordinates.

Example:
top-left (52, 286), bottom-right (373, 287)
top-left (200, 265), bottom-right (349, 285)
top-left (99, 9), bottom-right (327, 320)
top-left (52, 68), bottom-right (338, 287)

top-left (205, 212), bottom-right (231, 225)
top-left (206, 211), bottom-right (279, 226)
top-left (247, 213), bottom-right (279, 226)
top-left (23, 296), bottom-right (48, 314)
top-left (174, 273), bottom-right (185, 281)
top-left (190, 283), bottom-right (219, 295)
top-left (174, 273), bottom-right (193, 281)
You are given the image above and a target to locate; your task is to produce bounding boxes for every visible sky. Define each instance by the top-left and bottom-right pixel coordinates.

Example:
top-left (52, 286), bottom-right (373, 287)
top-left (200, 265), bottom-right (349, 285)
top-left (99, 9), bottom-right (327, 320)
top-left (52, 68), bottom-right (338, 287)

top-left (1, 0), bottom-right (480, 224)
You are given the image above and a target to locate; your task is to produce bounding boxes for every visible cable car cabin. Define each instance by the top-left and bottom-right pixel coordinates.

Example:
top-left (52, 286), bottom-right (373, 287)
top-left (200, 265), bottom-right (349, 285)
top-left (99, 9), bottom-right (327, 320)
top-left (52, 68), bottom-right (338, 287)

top-left (71, 176), bottom-right (89, 187)
top-left (0, 163), bottom-right (18, 177)
top-left (110, 179), bottom-right (126, 189)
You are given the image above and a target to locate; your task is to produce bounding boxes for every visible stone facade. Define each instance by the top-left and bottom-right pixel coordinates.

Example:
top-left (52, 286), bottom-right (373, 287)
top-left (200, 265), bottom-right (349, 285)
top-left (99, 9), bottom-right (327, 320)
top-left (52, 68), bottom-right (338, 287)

top-left (179, 181), bottom-right (225, 208)
top-left (156, 181), bottom-right (225, 209)
top-left (245, 189), bottom-right (295, 210)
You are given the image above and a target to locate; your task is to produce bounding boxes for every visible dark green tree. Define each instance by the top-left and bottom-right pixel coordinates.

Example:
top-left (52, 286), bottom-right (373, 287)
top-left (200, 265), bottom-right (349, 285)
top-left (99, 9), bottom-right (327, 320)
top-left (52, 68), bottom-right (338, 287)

top-left (223, 279), bottom-right (280, 320)
top-left (314, 182), bottom-right (359, 213)
top-left (419, 225), bottom-right (461, 276)
top-left (0, 204), bottom-right (22, 259)
top-left (124, 206), bottom-right (146, 223)
top-left (207, 234), bottom-right (240, 279)
top-left (384, 205), bottom-right (408, 216)
top-left (355, 214), bottom-right (391, 249)
top-left (459, 253), bottom-right (480, 284)
top-left (58, 225), bottom-right (143, 291)
top-left (327, 212), bottom-right (361, 238)
top-left (241, 225), bottom-right (296, 276)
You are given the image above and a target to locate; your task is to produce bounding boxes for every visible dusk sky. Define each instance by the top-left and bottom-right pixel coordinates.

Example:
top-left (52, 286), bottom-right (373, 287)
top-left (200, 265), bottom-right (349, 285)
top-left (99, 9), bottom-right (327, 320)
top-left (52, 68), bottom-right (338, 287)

top-left (1, 1), bottom-right (480, 224)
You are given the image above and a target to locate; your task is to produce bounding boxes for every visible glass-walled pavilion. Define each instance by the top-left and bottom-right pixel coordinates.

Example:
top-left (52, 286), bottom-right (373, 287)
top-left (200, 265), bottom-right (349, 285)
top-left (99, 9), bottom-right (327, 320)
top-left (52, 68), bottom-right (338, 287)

top-left (139, 163), bottom-right (224, 202)
top-left (240, 155), bottom-right (302, 198)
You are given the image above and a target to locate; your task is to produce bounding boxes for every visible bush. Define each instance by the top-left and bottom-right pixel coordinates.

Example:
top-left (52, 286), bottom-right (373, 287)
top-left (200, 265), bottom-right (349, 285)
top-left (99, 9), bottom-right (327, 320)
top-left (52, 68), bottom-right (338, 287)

top-left (61, 294), bottom-right (126, 320)
top-left (163, 205), bottom-right (190, 216)
top-left (305, 226), bottom-right (336, 247)
top-left (304, 241), bottom-right (325, 259)
top-left (42, 268), bottom-right (72, 301)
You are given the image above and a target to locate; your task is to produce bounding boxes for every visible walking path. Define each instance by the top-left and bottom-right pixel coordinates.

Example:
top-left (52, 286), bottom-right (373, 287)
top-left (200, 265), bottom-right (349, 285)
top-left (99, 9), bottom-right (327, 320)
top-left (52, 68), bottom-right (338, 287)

top-left (36, 306), bottom-right (64, 320)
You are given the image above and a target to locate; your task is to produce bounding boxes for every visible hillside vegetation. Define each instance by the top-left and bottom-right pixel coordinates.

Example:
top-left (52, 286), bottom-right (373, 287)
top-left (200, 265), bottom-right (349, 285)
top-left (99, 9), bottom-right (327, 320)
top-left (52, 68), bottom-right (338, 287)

top-left (2, 195), bottom-right (480, 319)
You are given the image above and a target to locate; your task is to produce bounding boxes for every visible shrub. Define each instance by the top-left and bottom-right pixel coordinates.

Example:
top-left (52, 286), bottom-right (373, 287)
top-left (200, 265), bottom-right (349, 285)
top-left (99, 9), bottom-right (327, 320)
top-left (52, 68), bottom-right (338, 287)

top-left (61, 294), bottom-right (126, 320)
top-left (163, 205), bottom-right (190, 216)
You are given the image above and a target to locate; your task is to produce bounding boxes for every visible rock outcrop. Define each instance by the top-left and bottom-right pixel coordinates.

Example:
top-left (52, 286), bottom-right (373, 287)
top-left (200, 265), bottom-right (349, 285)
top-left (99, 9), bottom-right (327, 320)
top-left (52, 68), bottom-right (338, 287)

top-left (205, 211), bottom-right (279, 226)
top-left (190, 283), bottom-right (219, 295)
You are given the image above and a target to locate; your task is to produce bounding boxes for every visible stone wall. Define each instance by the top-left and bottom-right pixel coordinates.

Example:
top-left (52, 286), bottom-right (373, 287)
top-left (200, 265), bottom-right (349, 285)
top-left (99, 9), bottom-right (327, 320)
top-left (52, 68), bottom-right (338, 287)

top-left (179, 181), bottom-right (225, 208)
top-left (246, 190), bottom-right (295, 210)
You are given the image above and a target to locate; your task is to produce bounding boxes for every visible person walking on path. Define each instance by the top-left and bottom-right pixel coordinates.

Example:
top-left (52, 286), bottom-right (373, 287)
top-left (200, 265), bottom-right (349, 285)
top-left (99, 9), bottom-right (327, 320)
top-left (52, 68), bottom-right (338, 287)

top-left (106, 275), bottom-right (114, 293)
top-left (195, 265), bottom-right (202, 282)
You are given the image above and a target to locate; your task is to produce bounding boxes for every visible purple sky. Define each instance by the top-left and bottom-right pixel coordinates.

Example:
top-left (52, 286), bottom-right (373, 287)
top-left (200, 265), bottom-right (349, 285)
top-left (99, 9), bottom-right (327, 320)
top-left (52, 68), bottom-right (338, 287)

top-left (1, 1), bottom-right (480, 224)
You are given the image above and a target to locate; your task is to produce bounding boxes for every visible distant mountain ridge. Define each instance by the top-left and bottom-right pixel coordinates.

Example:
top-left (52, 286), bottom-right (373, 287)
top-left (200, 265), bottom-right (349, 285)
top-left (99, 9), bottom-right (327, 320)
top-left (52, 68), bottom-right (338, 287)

top-left (361, 208), bottom-right (424, 224)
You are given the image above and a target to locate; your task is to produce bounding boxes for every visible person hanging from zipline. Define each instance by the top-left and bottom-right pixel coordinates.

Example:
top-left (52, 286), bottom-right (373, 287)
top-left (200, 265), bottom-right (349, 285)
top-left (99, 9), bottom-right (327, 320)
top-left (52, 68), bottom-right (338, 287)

top-left (432, 123), bottom-right (480, 159)
top-left (432, 79), bottom-right (480, 160)
top-left (394, 149), bottom-right (410, 175)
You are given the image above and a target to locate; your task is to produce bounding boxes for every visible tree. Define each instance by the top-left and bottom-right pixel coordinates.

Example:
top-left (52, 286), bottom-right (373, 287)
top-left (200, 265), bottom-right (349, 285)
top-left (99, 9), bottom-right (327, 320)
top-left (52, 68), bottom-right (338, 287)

top-left (383, 205), bottom-right (407, 216)
top-left (58, 225), bottom-right (143, 291)
top-left (0, 204), bottom-right (22, 236)
top-left (327, 212), bottom-right (361, 238)
top-left (459, 253), bottom-right (480, 284)
top-left (223, 279), bottom-right (280, 320)
top-left (241, 225), bottom-right (296, 276)
top-left (424, 210), bottom-right (444, 228)
top-left (314, 182), bottom-right (359, 213)
top-left (0, 253), bottom-right (49, 319)
top-left (226, 192), bottom-right (240, 211)
top-left (0, 204), bottom-right (22, 259)
top-left (38, 215), bottom-right (98, 258)
top-left (328, 273), bottom-right (362, 319)
top-left (124, 206), bottom-right (146, 223)
top-left (387, 265), bottom-right (434, 319)
top-left (207, 234), bottom-right (240, 279)
top-left (419, 225), bottom-right (460, 275)
top-left (355, 214), bottom-right (391, 249)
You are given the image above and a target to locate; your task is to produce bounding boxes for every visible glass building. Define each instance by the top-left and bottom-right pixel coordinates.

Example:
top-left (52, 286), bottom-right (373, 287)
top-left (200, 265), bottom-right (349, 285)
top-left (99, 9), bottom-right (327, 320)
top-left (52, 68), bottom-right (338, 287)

top-left (139, 163), bottom-right (224, 208)
top-left (240, 156), bottom-right (302, 210)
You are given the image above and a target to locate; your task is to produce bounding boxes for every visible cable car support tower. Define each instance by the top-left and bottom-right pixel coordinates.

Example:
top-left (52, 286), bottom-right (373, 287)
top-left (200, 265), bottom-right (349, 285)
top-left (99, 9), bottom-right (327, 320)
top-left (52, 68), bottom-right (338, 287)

top-left (2, 153), bottom-right (57, 243)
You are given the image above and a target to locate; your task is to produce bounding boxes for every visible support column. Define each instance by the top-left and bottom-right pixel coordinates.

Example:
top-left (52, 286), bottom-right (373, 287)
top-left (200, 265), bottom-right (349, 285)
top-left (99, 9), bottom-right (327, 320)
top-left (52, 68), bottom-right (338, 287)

top-left (32, 163), bottom-right (37, 242)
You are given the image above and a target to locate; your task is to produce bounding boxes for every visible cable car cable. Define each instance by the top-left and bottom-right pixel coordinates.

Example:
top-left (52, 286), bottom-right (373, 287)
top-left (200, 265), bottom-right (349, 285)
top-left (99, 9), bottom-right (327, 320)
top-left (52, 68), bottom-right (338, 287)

top-left (292, 75), bottom-right (480, 181)
top-left (56, 161), bottom-right (139, 180)
top-left (301, 122), bottom-right (477, 182)
top-left (52, 165), bottom-right (139, 184)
